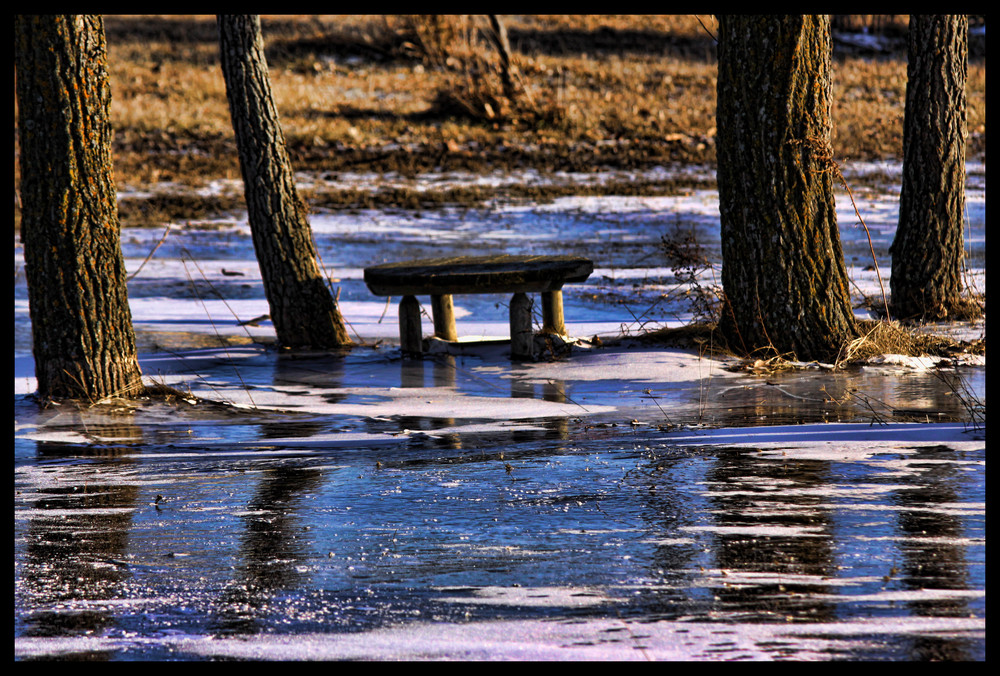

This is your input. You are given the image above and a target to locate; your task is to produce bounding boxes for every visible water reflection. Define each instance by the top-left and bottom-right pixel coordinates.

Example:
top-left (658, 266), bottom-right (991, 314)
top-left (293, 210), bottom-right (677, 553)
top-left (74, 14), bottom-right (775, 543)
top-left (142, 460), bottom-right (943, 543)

top-left (21, 408), bottom-right (145, 650)
top-left (624, 451), bottom-right (705, 619)
top-left (14, 418), bottom-right (984, 660)
top-left (616, 431), bottom-right (985, 654)
top-left (703, 449), bottom-right (836, 622)
top-left (21, 449), bottom-right (137, 652)
top-left (272, 348), bottom-right (349, 400)
top-left (893, 444), bottom-right (975, 661)
top-left (696, 366), bottom-right (983, 428)
top-left (214, 466), bottom-right (325, 635)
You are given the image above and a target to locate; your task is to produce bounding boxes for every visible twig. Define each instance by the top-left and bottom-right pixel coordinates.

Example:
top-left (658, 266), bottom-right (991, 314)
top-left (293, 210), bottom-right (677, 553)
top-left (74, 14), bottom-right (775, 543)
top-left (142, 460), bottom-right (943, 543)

top-left (789, 135), bottom-right (890, 319)
top-left (621, 302), bottom-right (660, 335)
top-left (932, 364), bottom-right (985, 431)
top-left (544, 378), bottom-right (590, 413)
top-left (181, 256), bottom-right (257, 409)
top-left (153, 347), bottom-right (237, 405)
top-left (127, 223), bottom-right (172, 282)
top-left (694, 15), bottom-right (718, 42)
top-left (763, 381), bottom-right (830, 402)
top-left (377, 296), bottom-right (392, 324)
top-left (837, 176), bottom-right (891, 319)
top-left (314, 242), bottom-right (367, 345)
top-left (846, 389), bottom-right (890, 426)
top-left (180, 248), bottom-right (256, 343)
top-left (642, 388), bottom-right (673, 425)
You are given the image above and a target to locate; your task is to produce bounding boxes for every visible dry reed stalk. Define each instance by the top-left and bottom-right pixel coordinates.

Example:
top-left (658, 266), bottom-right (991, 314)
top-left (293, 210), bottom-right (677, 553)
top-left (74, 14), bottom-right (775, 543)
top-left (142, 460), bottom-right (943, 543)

top-left (790, 134), bottom-right (890, 320)
top-left (180, 253), bottom-right (257, 408)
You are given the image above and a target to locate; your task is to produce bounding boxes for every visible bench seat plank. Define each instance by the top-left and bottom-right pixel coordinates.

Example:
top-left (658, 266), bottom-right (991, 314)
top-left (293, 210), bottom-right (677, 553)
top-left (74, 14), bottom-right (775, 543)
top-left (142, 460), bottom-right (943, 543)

top-left (364, 254), bottom-right (593, 296)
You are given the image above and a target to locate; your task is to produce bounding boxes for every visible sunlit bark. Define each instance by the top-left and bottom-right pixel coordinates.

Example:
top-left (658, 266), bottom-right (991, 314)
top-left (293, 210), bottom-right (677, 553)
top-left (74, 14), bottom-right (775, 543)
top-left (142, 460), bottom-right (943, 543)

top-left (15, 15), bottom-right (145, 401)
top-left (890, 15), bottom-right (968, 321)
top-left (716, 15), bottom-right (858, 362)
top-left (218, 15), bottom-right (351, 348)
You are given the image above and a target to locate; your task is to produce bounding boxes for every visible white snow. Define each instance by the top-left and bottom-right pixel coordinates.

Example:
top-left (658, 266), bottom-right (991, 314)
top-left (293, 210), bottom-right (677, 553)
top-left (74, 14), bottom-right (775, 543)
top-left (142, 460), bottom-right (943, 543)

top-left (14, 161), bottom-right (986, 453)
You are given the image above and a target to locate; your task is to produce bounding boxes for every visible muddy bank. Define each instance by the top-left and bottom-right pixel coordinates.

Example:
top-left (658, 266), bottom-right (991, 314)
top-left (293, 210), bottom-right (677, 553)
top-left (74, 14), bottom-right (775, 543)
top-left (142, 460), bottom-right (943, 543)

top-left (113, 134), bottom-right (720, 220)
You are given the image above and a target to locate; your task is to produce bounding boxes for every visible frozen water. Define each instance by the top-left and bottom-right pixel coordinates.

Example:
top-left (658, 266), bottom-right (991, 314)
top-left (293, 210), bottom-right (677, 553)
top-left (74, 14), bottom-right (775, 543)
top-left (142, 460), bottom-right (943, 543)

top-left (13, 162), bottom-right (985, 660)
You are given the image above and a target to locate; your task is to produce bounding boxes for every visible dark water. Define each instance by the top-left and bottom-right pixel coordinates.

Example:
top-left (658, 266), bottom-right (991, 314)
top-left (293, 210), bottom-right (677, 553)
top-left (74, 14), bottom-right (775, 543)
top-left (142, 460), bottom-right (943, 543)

top-left (14, 382), bottom-right (985, 659)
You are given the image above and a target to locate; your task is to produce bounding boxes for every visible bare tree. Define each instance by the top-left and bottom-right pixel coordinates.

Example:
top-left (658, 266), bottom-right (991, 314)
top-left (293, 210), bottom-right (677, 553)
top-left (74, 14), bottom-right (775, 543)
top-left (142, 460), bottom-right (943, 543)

top-left (890, 15), bottom-right (969, 321)
top-left (15, 15), bottom-right (145, 401)
top-left (218, 15), bottom-right (351, 349)
top-left (715, 15), bottom-right (858, 362)
top-left (488, 15), bottom-right (517, 102)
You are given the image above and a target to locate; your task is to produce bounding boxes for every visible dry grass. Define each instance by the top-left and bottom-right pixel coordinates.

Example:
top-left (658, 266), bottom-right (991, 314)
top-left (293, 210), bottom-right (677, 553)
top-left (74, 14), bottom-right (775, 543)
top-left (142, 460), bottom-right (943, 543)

top-left (837, 318), bottom-right (985, 363)
top-left (633, 316), bottom-right (984, 370)
top-left (13, 14), bottom-right (986, 243)
top-left (41, 13), bottom-right (981, 199)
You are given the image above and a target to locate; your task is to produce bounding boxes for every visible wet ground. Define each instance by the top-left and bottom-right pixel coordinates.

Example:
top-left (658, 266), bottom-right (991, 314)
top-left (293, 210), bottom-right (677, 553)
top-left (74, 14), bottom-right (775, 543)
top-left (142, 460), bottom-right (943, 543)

top-left (14, 164), bottom-right (985, 660)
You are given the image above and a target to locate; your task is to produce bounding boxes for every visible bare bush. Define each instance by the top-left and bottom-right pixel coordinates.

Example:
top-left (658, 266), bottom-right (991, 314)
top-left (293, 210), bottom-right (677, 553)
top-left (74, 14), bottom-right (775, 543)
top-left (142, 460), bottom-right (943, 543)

top-left (387, 14), bottom-right (561, 127)
top-left (660, 224), bottom-right (722, 325)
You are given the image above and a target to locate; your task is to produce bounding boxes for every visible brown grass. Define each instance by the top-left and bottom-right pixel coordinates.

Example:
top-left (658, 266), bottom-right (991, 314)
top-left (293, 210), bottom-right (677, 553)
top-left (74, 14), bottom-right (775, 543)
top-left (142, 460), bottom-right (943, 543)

top-left (633, 317), bottom-right (984, 369)
top-left (14, 15), bottom-right (987, 221)
top-left (838, 318), bottom-right (985, 363)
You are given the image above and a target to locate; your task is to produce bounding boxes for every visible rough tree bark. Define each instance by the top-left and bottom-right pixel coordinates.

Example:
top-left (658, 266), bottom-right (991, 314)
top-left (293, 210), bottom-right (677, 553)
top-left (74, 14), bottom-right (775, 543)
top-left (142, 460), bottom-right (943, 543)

top-left (890, 15), bottom-right (968, 321)
top-left (715, 15), bottom-right (858, 362)
top-left (217, 15), bottom-right (351, 349)
top-left (15, 15), bottom-right (145, 401)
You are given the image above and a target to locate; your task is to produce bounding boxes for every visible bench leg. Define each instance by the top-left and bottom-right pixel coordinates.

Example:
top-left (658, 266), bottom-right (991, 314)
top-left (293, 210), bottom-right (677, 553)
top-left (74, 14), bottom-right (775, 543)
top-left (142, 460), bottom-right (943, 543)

top-left (399, 295), bottom-right (423, 355)
top-left (431, 294), bottom-right (458, 342)
top-left (541, 289), bottom-right (566, 335)
top-left (509, 292), bottom-right (533, 360)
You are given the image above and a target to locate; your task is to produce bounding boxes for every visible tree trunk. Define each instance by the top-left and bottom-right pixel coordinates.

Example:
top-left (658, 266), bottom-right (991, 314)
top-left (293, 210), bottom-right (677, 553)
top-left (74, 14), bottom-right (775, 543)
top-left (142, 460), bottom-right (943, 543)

top-left (15, 15), bottom-right (145, 402)
top-left (890, 15), bottom-right (968, 321)
top-left (217, 15), bottom-right (351, 349)
top-left (716, 15), bottom-right (858, 362)
top-left (488, 15), bottom-right (517, 102)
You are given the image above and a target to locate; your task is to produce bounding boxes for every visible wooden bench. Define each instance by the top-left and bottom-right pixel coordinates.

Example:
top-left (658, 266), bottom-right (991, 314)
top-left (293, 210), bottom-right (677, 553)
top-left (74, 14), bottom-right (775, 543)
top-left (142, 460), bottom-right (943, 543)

top-left (364, 254), bottom-right (594, 359)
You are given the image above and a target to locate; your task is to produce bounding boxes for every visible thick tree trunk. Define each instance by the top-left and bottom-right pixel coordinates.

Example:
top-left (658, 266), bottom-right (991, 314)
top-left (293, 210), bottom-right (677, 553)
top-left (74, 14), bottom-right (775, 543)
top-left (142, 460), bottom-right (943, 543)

top-left (716, 15), bottom-right (858, 362)
top-left (15, 15), bottom-right (145, 402)
top-left (217, 15), bottom-right (351, 349)
top-left (890, 15), bottom-right (968, 321)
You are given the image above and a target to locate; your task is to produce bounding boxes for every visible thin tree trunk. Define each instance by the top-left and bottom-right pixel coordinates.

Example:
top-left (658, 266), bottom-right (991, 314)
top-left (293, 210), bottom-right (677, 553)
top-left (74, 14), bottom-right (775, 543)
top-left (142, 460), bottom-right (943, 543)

top-left (716, 15), bottom-right (858, 362)
top-left (218, 15), bottom-right (351, 349)
top-left (488, 15), bottom-right (517, 101)
top-left (890, 15), bottom-right (968, 321)
top-left (15, 15), bottom-right (145, 402)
